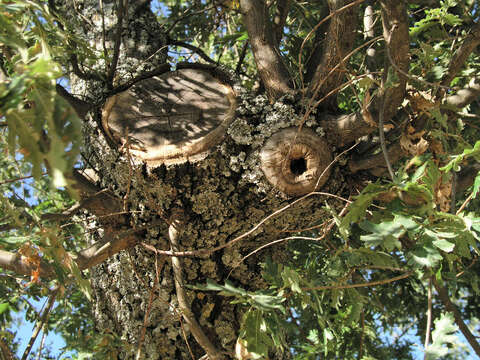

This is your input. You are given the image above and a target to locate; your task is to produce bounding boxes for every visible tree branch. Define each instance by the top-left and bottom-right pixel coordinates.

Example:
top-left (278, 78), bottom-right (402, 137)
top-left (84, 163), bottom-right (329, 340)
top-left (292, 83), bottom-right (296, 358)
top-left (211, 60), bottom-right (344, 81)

top-left (441, 22), bottom-right (480, 87)
top-left (235, 41), bottom-right (249, 74)
top-left (168, 209), bottom-right (224, 360)
top-left (20, 288), bottom-right (58, 360)
top-left (273, 0), bottom-right (291, 47)
top-left (433, 278), bottom-right (480, 357)
top-left (168, 40), bottom-right (217, 65)
top-left (445, 77), bottom-right (480, 108)
top-left (106, 0), bottom-right (126, 89)
top-left (319, 112), bottom-right (377, 147)
top-left (424, 277), bottom-right (433, 358)
top-left (364, 0), bottom-right (377, 74)
top-left (0, 336), bottom-right (16, 360)
top-left (349, 141), bottom-right (404, 173)
top-left (105, 63), bottom-right (171, 97)
top-left (55, 84), bottom-right (92, 119)
top-left (239, 0), bottom-right (292, 101)
top-left (308, 0), bottom-right (360, 110)
top-left (379, 0), bottom-right (409, 121)
top-left (69, 54), bottom-right (103, 82)
top-left (0, 228), bottom-right (139, 279)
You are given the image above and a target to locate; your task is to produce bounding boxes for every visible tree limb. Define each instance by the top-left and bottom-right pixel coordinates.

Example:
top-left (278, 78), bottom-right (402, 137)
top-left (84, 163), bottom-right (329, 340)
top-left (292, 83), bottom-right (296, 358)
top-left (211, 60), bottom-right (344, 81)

top-left (349, 141), bottom-right (404, 173)
top-left (0, 337), bottom-right (16, 360)
top-left (319, 112), bottom-right (377, 147)
top-left (168, 209), bottom-right (224, 360)
top-left (273, 0), bottom-right (291, 47)
top-left (105, 63), bottom-right (171, 97)
top-left (441, 22), bottom-right (480, 88)
top-left (168, 40), bottom-right (217, 65)
top-left (55, 84), bottom-right (92, 119)
top-left (364, 0), bottom-right (377, 73)
top-left (379, 0), bottom-right (409, 121)
top-left (235, 41), bottom-right (249, 74)
top-left (308, 0), bottom-right (359, 110)
top-left (106, 0), bottom-right (126, 89)
top-left (433, 278), bottom-right (480, 357)
top-left (239, 0), bottom-right (292, 101)
top-left (69, 54), bottom-right (103, 82)
top-left (20, 288), bottom-right (58, 360)
top-left (445, 77), bottom-right (480, 108)
top-left (0, 228), bottom-right (140, 279)
top-left (69, 169), bottom-right (124, 219)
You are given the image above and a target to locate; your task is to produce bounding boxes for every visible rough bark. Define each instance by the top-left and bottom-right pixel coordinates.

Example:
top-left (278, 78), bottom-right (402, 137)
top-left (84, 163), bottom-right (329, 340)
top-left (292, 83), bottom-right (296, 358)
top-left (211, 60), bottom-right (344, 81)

top-left (379, 0), bottom-right (410, 121)
top-left (308, 0), bottom-right (359, 110)
top-left (48, 2), bottom-right (376, 359)
top-left (239, 0), bottom-right (292, 101)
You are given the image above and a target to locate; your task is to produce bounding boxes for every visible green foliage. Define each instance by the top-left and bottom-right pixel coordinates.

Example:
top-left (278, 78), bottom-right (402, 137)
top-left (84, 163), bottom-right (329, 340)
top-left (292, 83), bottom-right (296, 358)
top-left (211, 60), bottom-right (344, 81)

top-left (1, 0), bottom-right (480, 359)
top-left (425, 313), bottom-right (459, 359)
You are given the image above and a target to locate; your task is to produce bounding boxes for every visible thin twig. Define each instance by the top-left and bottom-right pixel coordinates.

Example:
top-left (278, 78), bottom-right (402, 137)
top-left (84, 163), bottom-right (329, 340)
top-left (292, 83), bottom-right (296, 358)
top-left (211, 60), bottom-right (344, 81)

top-left (456, 192), bottom-right (474, 215)
top-left (231, 198), bottom-right (351, 273)
top-left (21, 287), bottom-right (59, 360)
top-left (456, 257), bottom-right (478, 278)
top-left (379, 26), bottom-right (396, 180)
top-left (378, 86), bottom-right (395, 180)
top-left (99, 0), bottom-right (108, 73)
top-left (35, 325), bottom-right (47, 360)
top-left (384, 26), bottom-right (450, 91)
top-left (0, 173), bottom-right (47, 186)
top-left (169, 40), bottom-right (217, 65)
top-left (235, 41), bottom-right (249, 74)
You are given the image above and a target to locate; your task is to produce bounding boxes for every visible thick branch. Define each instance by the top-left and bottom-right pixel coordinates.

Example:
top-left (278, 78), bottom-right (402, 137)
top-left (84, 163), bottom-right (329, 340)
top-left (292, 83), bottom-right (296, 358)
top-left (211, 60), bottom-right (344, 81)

top-left (168, 210), bottom-right (224, 359)
top-left (433, 278), bottom-right (480, 357)
top-left (441, 22), bottom-right (480, 87)
top-left (69, 169), bottom-right (124, 219)
top-left (446, 77), bottom-right (480, 108)
top-left (319, 112), bottom-right (377, 147)
top-left (106, 0), bottom-right (126, 89)
top-left (0, 229), bottom-right (139, 279)
top-left (239, 0), bottom-right (292, 101)
top-left (349, 141), bottom-right (404, 173)
top-left (55, 84), bottom-right (92, 119)
top-left (308, 0), bottom-right (359, 110)
top-left (0, 337), bottom-right (16, 360)
top-left (273, 0), bottom-right (291, 47)
top-left (379, 0), bottom-right (409, 120)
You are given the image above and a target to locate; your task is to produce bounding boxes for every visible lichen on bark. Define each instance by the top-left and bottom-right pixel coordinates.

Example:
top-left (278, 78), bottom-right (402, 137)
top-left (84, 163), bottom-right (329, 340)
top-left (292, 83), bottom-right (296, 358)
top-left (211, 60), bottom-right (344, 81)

top-left (83, 88), bottom-right (344, 358)
top-left (58, 1), bottom-right (346, 358)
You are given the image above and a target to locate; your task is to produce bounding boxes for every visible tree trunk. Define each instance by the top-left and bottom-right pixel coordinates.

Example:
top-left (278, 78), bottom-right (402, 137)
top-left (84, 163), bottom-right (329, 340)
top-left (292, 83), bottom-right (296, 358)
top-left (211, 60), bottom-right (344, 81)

top-left (51, 1), bottom-right (354, 359)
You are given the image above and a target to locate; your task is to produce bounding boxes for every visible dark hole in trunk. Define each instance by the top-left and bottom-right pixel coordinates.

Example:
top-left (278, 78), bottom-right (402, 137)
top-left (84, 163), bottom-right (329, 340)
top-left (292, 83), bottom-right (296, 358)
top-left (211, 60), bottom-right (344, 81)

top-left (290, 157), bottom-right (307, 175)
